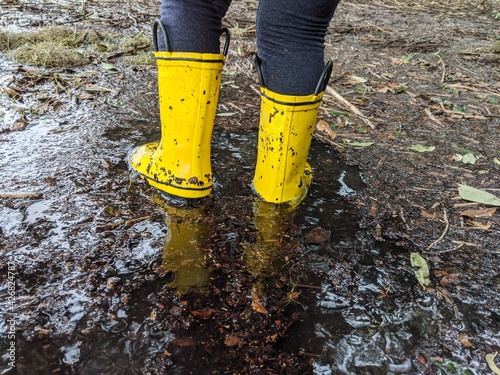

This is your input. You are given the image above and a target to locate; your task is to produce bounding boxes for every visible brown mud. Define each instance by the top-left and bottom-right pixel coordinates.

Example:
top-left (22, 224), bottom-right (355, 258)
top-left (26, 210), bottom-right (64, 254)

top-left (1, 1), bottom-right (499, 374)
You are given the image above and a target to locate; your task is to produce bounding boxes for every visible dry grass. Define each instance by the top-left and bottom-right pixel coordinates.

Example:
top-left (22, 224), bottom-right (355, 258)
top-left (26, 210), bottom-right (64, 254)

top-left (1, 25), bottom-right (152, 68)
top-left (123, 52), bottom-right (155, 66)
top-left (352, 0), bottom-right (499, 15)
top-left (10, 41), bottom-right (87, 68)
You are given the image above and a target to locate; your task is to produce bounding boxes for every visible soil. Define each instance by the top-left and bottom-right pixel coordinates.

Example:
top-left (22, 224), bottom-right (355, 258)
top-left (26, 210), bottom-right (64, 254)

top-left (0, 1), bottom-right (499, 374)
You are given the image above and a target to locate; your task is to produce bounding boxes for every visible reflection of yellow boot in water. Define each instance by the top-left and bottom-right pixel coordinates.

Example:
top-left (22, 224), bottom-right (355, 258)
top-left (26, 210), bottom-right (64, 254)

top-left (154, 196), bottom-right (211, 295)
top-left (252, 56), bottom-right (332, 206)
top-left (129, 20), bottom-right (230, 199)
top-left (245, 199), bottom-right (296, 300)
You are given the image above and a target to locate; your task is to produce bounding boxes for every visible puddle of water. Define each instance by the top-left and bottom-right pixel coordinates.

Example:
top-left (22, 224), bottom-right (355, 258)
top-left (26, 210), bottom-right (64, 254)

top-left (1, 108), bottom-right (498, 374)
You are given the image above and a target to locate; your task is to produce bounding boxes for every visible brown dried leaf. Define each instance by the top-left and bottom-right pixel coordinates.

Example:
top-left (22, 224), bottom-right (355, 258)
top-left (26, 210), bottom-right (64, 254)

top-left (468, 221), bottom-right (492, 230)
top-left (4, 86), bottom-right (20, 98)
top-left (12, 119), bottom-right (28, 131)
top-left (459, 332), bottom-right (474, 348)
top-left (171, 337), bottom-right (196, 347)
top-left (224, 333), bottom-right (242, 347)
top-left (191, 309), bottom-right (216, 319)
top-left (421, 210), bottom-right (439, 219)
top-left (251, 293), bottom-right (268, 314)
top-left (78, 93), bottom-right (94, 100)
top-left (316, 120), bottom-right (337, 140)
top-left (460, 208), bottom-right (496, 218)
top-left (84, 84), bottom-right (112, 92)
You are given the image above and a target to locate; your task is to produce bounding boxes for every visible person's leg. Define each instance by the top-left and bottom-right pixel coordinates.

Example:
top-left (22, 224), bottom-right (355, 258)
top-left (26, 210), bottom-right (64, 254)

top-left (129, 0), bottom-right (232, 200)
top-left (256, 0), bottom-right (340, 95)
top-left (160, 0), bottom-right (232, 52)
top-left (253, 0), bottom-right (341, 205)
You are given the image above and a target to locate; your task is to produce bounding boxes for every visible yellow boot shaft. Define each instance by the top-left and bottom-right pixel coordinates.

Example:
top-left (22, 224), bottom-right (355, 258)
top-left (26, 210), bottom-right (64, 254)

top-left (130, 51), bottom-right (225, 199)
top-left (253, 88), bottom-right (323, 205)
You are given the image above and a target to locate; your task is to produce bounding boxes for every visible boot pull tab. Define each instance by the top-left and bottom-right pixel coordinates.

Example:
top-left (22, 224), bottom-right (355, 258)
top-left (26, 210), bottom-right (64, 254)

top-left (152, 19), bottom-right (171, 52)
top-left (220, 28), bottom-right (231, 57)
top-left (314, 60), bottom-right (333, 95)
top-left (254, 55), bottom-right (265, 88)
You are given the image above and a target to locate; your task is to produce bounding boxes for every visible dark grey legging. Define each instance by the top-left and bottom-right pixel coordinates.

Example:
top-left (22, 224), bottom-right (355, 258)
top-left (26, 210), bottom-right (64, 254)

top-left (160, 0), bottom-right (340, 96)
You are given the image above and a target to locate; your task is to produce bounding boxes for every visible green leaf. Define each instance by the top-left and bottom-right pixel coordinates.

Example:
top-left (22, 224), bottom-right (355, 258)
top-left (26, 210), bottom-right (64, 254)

top-left (486, 352), bottom-right (500, 375)
top-left (345, 141), bottom-right (375, 147)
top-left (409, 144), bottom-right (435, 153)
top-left (458, 184), bottom-right (500, 206)
top-left (101, 62), bottom-right (119, 71)
top-left (434, 360), bottom-right (474, 375)
top-left (328, 110), bottom-right (349, 117)
top-left (454, 146), bottom-right (474, 154)
top-left (410, 253), bottom-right (430, 289)
top-left (494, 158), bottom-right (500, 165)
top-left (461, 153), bottom-right (477, 164)
top-left (453, 153), bottom-right (476, 164)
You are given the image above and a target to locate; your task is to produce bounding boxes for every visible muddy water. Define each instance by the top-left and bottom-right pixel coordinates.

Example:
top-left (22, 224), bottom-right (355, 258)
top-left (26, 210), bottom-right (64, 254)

top-left (0, 96), bottom-right (498, 374)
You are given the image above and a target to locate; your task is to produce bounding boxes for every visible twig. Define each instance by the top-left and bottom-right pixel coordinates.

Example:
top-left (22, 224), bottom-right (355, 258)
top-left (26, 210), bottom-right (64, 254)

top-left (426, 209), bottom-right (449, 250)
top-left (438, 57), bottom-right (446, 83)
top-left (424, 108), bottom-right (445, 127)
top-left (439, 240), bottom-right (477, 253)
top-left (250, 84), bottom-right (261, 97)
top-left (107, 44), bottom-right (149, 60)
top-left (436, 287), bottom-right (458, 319)
top-left (0, 192), bottom-right (42, 199)
top-left (227, 102), bottom-right (246, 113)
top-left (325, 86), bottom-right (376, 129)
top-left (313, 131), bottom-right (345, 151)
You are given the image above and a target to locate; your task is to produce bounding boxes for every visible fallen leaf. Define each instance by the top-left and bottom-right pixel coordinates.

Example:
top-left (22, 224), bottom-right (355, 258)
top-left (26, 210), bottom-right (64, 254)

top-left (265, 334), bottom-right (278, 343)
top-left (306, 227), bottom-right (332, 244)
top-left (316, 120), bottom-right (337, 140)
top-left (12, 119), bottom-right (28, 131)
top-left (421, 210), bottom-right (440, 219)
top-left (4, 86), bottom-right (20, 98)
top-left (454, 146), bottom-right (475, 154)
top-left (458, 184), bottom-right (500, 206)
top-left (461, 153), bottom-right (477, 164)
top-left (467, 221), bottom-right (492, 230)
top-left (459, 332), bottom-right (474, 348)
top-left (351, 75), bottom-right (368, 83)
top-left (191, 309), bottom-right (217, 319)
top-left (251, 293), bottom-right (268, 314)
top-left (84, 84), bottom-right (112, 92)
top-left (327, 110), bottom-right (349, 117)
top-left (409, 144), bottom-right (435, 153)
top-left (345, 140), bottom-right (375, 147)
top-left (410, 253), bottom-right (430, 289)
top-left (486, 352), bottom-right (500, 375)
top-left (460, 208), bottom-right (496, 218)
top-left (78, 93), bottom-right (94, 100)
top-left (171, 337), bottom-right (196, 347)
top-left (494, 158), bottom-right (500, 165)
top-left (101, 62), bottom-right (119, 71)
top-left (224, 333), bottom-right (242, 347)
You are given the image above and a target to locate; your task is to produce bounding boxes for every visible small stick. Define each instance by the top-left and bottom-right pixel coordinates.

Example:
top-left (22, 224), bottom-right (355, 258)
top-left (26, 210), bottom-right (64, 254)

top-left (427, 209), bottom-right (449, 250)
top-left (0, 192), bottom-right (42, 199)
top-left (438, 57), bottom-right (446, 83)
top-left (424, 108), bottom-right (446, 127)
top-left (325, 86), bottom-right (376, 129)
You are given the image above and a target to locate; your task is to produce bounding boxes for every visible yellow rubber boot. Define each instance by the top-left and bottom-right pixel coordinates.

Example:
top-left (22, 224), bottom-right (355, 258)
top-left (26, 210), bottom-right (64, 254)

top-left (252, 58), bottom-right (332, 206)
top-left (129, 21), bottom-right (229, 199)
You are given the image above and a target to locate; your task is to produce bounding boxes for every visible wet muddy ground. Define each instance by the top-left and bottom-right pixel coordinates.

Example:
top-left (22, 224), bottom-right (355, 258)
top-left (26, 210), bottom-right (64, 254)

top-left (1, 0), bottom-right (499, 374)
